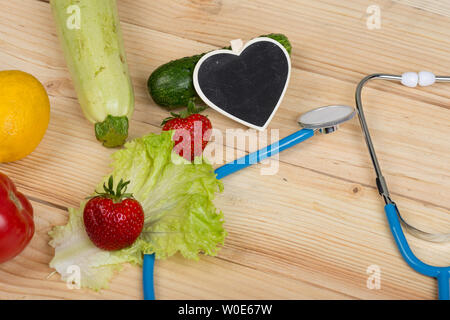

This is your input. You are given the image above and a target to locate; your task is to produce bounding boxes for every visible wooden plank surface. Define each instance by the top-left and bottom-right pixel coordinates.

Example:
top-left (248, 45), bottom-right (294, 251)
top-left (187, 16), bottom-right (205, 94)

top-left (0, 0), bottom-right (449, 299)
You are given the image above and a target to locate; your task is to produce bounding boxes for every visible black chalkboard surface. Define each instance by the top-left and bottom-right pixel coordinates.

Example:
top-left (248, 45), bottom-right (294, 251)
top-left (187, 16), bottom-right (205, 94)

top-left (194, 38), bottom-right (291, 130)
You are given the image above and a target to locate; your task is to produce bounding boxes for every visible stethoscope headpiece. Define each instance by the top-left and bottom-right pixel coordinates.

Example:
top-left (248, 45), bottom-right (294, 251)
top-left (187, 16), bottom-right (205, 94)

top-left (298, 105), bottom-right (356, 134)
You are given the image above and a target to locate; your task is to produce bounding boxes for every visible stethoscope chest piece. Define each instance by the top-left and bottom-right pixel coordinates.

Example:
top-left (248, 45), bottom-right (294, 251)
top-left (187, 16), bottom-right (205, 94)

top-left (298, 105), bottom-right (356, 134)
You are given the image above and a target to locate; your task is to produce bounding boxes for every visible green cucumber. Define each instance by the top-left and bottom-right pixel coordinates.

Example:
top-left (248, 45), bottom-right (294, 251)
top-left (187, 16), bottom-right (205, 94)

top-left (147, 33), bottom-right (292, 110)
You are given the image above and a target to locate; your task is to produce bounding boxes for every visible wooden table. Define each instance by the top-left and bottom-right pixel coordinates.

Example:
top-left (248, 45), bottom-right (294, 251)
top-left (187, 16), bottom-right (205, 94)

top-left (0, 0), bottom-right (449, 300)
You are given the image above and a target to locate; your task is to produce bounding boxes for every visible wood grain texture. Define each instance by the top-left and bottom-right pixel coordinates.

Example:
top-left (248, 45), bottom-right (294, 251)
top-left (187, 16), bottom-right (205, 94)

top-left (0, 0), bottom-right (449, 300)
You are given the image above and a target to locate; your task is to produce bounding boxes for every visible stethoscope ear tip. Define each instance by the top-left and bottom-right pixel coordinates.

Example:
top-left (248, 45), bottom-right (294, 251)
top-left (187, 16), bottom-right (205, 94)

top-left (401, 71), bottom-right (436, 87)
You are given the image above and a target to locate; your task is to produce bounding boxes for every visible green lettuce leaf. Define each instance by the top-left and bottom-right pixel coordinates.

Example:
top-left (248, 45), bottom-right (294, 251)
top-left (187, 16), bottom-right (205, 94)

top-left (49, 131), bottom-right (226, 290)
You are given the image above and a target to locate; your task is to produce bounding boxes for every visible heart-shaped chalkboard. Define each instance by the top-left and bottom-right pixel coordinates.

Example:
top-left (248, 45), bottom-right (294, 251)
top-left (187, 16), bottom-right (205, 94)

top-left (193, 37), bottom-right (291, 130)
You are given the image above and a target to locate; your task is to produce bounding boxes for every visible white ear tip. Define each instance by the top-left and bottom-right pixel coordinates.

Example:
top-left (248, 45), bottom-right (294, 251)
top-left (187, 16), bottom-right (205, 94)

top-left (418, 71), bottom-right (436, 86)
top-left (401, 72), bottom-right (418, 87)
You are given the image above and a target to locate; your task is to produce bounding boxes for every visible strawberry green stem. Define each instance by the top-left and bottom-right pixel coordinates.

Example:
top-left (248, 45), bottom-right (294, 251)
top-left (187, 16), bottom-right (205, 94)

top-left (95, 176), bottom-right (133, 202)
top-left (161, 98), bottom-right (206, 126)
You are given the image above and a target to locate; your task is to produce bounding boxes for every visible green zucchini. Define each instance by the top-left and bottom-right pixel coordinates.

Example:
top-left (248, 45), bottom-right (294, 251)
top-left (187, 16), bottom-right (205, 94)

top-left (147, 34), bottom-right (292, 110)
top-left (50, 0), bottom-right (134, 147)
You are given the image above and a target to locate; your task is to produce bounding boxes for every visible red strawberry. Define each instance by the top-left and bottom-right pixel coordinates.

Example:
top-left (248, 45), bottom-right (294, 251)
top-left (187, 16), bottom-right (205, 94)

top-left (83, 176), bottom-right (144, 251)
top-left (162, 99), bottom-right (212, 161)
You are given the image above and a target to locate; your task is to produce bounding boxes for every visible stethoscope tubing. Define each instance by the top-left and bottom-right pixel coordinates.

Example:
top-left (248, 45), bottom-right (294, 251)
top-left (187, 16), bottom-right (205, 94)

top-left (215, 128), bottom-right (314, 179)
top-left (143, 254), bottom-right (155, 300)
top-left (385, 204), bottom-right (450, 300)
top-left (357, 73), bottom-right (450, 300)
top-left (143, 128), bottom-right (316, 300)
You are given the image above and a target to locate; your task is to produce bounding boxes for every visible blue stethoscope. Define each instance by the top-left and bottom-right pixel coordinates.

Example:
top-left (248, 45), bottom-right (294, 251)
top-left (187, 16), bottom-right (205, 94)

top-left (143, 72), bottom-right (449, 300)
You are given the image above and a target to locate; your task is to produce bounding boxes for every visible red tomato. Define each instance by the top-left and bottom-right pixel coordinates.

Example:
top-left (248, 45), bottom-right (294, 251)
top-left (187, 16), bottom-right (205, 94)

top-left (0, 172), bottom-right (34, 263)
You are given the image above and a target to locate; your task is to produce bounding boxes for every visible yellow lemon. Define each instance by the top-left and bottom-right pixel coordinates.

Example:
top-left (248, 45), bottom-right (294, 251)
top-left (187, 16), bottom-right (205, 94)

top-left (0, 70), bottom-right (50, 163)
